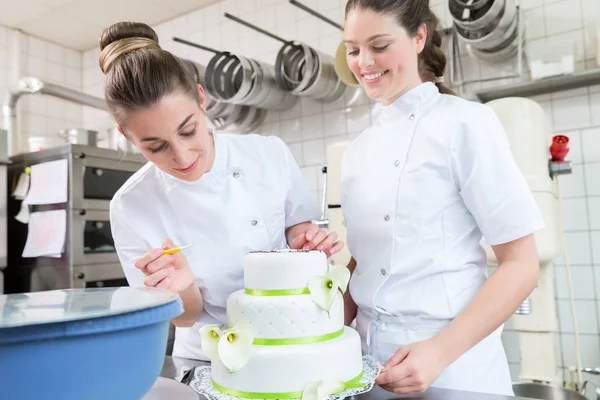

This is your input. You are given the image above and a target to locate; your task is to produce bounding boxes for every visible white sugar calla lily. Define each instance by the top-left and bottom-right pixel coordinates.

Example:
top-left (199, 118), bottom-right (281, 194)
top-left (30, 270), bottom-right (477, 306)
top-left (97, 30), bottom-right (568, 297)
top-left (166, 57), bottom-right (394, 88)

top-left (199, 324), bottom-right (223, 361)
top-left (308, 263), bottom-right (352, 314)
top-left (328, 263), bottom-right (350, 294)
top-left (302, 380), bottom-right (346, 400)
top-left (308, 275), bottom-right (339, 314)
top-left (217, 327), bottom-right (254, 373)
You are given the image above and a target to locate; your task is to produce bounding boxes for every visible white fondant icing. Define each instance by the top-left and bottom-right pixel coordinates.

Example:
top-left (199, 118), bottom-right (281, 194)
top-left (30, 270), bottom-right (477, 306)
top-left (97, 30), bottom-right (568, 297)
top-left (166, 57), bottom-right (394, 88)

top-left (244, 250), bottom-right (328, 291)
top-left (211, 327), bottom-right (363, 394)
top-left (226, 290), bottom-right (343, 339)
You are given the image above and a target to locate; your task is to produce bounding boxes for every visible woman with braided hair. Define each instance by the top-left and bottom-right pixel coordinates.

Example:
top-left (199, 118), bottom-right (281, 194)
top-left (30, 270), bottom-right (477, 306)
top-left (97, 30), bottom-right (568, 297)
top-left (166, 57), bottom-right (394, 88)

top-left (340, 0), bottom-right (543, 395)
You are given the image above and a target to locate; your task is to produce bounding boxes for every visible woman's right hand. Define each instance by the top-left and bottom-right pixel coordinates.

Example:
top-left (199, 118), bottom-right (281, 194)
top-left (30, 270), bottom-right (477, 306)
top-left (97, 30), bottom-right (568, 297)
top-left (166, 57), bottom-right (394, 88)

top-left (134, 238), bottom-right (196, 294)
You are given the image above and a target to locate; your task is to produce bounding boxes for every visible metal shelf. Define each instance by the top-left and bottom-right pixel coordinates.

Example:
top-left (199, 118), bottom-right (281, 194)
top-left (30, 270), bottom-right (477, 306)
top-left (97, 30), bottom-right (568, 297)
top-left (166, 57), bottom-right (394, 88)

top-left (474, 68), bottom-right (600, 102)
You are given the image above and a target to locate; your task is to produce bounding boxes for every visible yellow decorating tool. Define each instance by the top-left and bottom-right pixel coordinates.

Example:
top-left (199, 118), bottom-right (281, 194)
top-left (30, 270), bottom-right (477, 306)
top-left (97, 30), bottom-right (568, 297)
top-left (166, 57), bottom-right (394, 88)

top-left (162, 243), bottom-right (195, 255)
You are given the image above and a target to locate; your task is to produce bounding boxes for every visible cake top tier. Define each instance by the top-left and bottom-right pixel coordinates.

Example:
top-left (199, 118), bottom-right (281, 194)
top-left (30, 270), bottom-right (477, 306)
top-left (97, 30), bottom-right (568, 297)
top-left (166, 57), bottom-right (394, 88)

top-left (244, 250), bottom-right (328, 291)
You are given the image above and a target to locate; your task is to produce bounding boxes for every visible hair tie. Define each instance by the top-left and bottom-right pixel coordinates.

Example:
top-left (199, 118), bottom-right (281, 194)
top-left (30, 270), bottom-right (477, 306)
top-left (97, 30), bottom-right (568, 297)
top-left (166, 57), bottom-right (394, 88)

top-left (435, 76), bottom-right (444, 83)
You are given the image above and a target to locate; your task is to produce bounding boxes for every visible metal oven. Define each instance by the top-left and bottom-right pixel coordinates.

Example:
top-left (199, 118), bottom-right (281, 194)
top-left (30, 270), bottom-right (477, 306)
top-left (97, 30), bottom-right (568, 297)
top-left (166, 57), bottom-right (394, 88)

top-left (4, 144), bottom-right (146, 294)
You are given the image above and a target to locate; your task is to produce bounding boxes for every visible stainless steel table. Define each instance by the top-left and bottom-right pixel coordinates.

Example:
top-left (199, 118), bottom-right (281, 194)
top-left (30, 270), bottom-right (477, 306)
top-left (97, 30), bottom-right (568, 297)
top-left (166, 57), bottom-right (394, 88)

top-left (158, 356), bottom-right (533, 400)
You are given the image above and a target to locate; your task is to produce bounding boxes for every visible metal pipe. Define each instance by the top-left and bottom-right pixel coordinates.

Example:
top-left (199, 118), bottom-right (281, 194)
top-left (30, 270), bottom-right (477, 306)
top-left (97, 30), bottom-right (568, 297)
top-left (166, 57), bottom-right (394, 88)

top-left (224, 12), bottom-right (289, 44)
top-left (2, 77), bottom-right (107, 156)
top-left (173, 37), bottom-right (220, 54)
top-left (288, 0), bottom-right (343, 30)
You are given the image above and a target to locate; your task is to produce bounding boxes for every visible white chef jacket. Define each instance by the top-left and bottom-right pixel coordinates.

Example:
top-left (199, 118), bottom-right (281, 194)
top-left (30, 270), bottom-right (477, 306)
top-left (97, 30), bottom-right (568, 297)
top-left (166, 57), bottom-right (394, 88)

top-left (341, 82), bottom-right (545, 395)
top-left (110, 132), bottom-right (321, 360)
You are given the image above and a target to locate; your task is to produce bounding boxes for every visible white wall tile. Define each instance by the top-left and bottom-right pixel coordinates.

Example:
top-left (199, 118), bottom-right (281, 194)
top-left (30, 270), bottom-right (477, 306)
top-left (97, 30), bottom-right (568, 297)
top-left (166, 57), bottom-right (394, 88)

top-left (557, 300), bottom-right (598, 335)
top-left (279, 100), bottom-right (301, 121)
top-left (583, 25), bottom-right (598, 61)
top-left (555, 231), bottom-right (592, 265)
top-left (300, 165), bottom-right (319, 193)
top-left (561, 197), bottom-right (589, 231)
top-left (27, 36), bottom-right (47, 59)
top-left (275, 2), bottom-right (297, 27)
top-left (591, 93), bottom-right (600, 126)
top-left (302, 139), bottom-right (325, 165)
top-left (525, 6), bottom-right (547, 40)
top-left (46, 42), bottom-right (64, 64)
top-left (64, 67), bottom-right (82, 90)
top-left (561, 334), bottom-right (600, 366)
top-left (46, 62), bottom-right (64, 85)
top-left (301, 98), bottom-right (323, 117)
top-left (588, 197), bottom-right (600, 230)
top-left (288, 142), bottom-right (303, 165)
top-left (0, 26), bottom-right (6, 48)
top-left (278, 118), bottom-right (302, 144)
top-left (297, 17), bottom-right (320, 43)
top-left (27, 55), bottom-right (46, 79)
top-left (29, 114), bottom-right (48, 136)
top-left (545, 0), bottom-right (583, 36)
top-left (551, 87), bottom-right (589, 101)
top-left (559, 163), bottom-right (586, 198)
top-left (552, 95), bottom-right (591, 131)
top-left (581, 0), bottom-right (600, 28)
top-left (0, 51), bottom-right (6, 70)
top-left (27, 94), bottom-right (47, 116)
top-left (582, 127), bottom-right (600, 163)
top-left (47, 97), bottom-right (65, 120)
top-left (592, 232), bottom-right (600, 264)
top-left (64, 49), bottom-right (81, 69)
top-left (585, 163), bottom-right (600, 196)
top-left (555, 266), bottom-right (596, 300)
top-left (260, 122), bottom-right (280, 137)
top-left (323, 110), bottom-right (347, 137)
top-left (301, 115), bottom-right (324, 141)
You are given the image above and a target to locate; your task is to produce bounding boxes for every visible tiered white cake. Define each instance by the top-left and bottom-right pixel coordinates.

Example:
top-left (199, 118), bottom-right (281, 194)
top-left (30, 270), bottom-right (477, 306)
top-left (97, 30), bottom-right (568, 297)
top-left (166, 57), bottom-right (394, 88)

top-left (201, 250), bottom-right (363, 399)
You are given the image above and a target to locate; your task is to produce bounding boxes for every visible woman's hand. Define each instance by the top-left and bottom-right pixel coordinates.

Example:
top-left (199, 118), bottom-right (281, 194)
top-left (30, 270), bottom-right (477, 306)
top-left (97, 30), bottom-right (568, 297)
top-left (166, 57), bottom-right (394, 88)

top-left (134, 238), bottom-right (196, 293)
top-left (287, 223), bottom-right (344, 257)
top-left (375, 338), bottom-right (449, 394)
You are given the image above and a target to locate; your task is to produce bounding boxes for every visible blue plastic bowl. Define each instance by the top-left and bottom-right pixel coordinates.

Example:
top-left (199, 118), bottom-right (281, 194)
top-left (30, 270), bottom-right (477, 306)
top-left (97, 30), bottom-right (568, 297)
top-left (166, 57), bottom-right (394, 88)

top-left (0, 287), bottom-right (183, 400)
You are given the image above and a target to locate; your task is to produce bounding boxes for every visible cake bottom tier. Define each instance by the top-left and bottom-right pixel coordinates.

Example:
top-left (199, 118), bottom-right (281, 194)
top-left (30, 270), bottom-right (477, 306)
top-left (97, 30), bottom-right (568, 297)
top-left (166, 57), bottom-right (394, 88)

top-left (211, 327), bottom-right (363, 398)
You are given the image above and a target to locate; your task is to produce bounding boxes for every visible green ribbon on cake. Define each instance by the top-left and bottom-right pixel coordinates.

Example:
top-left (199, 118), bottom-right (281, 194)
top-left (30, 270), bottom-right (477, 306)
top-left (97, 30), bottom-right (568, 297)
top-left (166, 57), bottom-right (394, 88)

top-left (212, 370), bottom-right (365, 399)
top-left (245, 287), bottom-right (310, 296)
top-left (253, 328), bottom-right (344, 346)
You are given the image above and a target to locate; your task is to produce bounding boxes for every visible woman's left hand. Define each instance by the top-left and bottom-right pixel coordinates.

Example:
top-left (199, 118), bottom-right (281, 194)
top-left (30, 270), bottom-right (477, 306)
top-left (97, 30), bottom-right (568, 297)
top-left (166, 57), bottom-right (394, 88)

top-left (288, 223), bottom-right (344, 257)
top-left (375, 338), bottom-right (449, 394)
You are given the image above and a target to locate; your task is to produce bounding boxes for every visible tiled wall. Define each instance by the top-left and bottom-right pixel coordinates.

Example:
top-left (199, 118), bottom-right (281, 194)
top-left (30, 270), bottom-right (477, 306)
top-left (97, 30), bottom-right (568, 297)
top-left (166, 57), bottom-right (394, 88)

top-left (0, 25), bottom-right (83, 154)
top-left (79, 0), bottom-right (600, 385)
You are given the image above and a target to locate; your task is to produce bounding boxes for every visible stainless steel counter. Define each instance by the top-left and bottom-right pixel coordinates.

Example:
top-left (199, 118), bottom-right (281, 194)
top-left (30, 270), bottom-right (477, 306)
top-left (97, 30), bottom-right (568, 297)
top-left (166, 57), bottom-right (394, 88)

top-left (158, 356), bottom-right (533, 400)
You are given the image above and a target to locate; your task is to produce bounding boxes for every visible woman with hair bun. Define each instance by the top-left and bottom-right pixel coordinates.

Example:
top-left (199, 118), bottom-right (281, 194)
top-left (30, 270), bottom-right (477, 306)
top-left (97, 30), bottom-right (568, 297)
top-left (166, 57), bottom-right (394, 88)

top-left (340, 0), bottom-right (543, 395)
top-left (101, 22), bottom-right (343, 361)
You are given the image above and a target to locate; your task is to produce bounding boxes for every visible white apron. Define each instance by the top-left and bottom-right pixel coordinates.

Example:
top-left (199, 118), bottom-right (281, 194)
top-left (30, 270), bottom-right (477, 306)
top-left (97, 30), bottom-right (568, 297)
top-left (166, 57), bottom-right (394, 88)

top-left (355, 308), bottom-right (514, 396)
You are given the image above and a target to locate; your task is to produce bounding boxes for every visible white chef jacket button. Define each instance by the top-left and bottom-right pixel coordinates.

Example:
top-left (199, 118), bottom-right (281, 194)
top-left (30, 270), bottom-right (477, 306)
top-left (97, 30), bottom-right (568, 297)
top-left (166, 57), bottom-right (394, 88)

top-left (381, 268), bottom-right (387, 276)
top-left (233, 171), bottom-right (240, 178)
top-left (409, 114), bottom-right (415, 120)
top-left (394, 160), bottom-right (400, 167)
top-left (251, 220), bottom-right (258, 226)
top-left (384, 214), bottom-right (390, 221)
